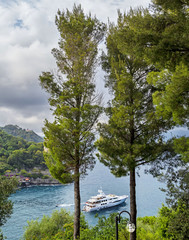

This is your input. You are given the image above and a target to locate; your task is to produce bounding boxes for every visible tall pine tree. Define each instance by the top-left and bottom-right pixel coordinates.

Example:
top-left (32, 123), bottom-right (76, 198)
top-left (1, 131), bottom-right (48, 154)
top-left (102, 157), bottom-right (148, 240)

top-left (95, 10), bottom-right (171, 240)
top-left (39, 5), bottom-right (105, 239)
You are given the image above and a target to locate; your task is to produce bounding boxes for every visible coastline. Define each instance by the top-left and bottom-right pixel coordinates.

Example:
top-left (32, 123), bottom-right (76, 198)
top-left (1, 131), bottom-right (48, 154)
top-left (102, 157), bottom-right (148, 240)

top-left (19, 178), bottom-right (62, 187)
top-left (3, 169), bottom-right (63, 187)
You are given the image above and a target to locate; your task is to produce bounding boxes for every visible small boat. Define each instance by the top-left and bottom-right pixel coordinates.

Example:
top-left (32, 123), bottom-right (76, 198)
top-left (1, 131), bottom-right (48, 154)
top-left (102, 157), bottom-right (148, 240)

top-left (83, 189), bottom-right (128, 212)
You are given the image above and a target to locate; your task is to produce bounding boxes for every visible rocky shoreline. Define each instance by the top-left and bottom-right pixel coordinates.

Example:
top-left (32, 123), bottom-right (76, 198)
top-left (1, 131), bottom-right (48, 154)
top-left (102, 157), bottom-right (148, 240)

top-left (4, 169), bottom-right (63, 187)
top-left (20, 178), bottom-right (62, 187)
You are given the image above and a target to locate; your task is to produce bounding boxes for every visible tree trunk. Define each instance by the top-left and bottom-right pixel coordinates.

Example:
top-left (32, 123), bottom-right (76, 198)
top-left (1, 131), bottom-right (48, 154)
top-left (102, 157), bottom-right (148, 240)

top-left (74, 164), bottom-right (80, 240)
top-left (130, 168), bottom-right (137, 240)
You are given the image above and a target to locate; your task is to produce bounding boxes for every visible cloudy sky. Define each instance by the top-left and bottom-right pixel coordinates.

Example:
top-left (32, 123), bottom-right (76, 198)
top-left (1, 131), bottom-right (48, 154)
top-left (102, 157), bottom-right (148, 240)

top-left (0, 0), bottom-right (151, 136)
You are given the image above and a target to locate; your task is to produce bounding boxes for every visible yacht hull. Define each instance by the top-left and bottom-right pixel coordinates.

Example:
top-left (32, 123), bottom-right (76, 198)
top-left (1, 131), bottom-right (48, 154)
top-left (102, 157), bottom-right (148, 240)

top-left (84, 196), bottom-right (127, 212)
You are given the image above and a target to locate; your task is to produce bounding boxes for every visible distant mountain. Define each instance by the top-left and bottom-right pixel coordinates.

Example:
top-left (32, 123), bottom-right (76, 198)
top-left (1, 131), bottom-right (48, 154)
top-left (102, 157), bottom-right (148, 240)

top-left (0, 125), bottom-right (43, 143)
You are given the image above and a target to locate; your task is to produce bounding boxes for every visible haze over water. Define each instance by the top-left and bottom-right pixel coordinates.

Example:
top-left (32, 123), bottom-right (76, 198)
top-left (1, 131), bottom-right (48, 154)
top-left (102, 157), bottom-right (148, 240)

top-left (2, 160), bottom-right (166, 240)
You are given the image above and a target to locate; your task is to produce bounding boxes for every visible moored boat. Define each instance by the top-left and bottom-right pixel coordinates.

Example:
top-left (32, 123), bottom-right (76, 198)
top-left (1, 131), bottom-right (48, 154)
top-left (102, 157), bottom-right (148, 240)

top-left (83, 189), bottom-right (128, 212)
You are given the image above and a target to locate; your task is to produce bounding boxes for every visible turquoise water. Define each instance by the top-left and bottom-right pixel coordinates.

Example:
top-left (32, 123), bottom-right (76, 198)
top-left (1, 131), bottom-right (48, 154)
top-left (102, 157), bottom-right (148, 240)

top-left (2, 160), bottom-right (166, 240)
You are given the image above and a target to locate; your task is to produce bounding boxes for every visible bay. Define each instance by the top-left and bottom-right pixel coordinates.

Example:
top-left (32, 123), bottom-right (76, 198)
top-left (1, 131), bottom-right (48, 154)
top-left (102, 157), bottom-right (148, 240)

top-left (2, 160), bottom-right (166, 240)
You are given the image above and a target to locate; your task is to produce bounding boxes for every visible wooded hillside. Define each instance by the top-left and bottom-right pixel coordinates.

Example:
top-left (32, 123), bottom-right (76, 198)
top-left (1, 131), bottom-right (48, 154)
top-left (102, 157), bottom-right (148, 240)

top-left (0, 125), bottom-right (43, 143)
top-left (0, 130), bottom-right (45, 174)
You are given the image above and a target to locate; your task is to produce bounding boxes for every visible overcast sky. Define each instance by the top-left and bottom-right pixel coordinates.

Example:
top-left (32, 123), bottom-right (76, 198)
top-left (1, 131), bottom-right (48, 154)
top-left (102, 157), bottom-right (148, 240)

top-left (0, 0), bottom-right (151, 136)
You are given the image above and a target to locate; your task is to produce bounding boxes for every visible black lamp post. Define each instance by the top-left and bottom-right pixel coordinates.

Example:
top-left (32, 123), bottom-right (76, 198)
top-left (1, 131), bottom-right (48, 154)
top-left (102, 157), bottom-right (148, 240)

top-left (115, 210), bottom-right (135, 240)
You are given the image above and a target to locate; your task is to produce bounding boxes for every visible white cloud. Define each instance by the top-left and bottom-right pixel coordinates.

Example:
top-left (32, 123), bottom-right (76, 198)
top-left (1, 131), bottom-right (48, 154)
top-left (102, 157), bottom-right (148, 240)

top-left (0, 106), bottom-right (53, 136)
top-left (0, 0), bottom-right (151, 134)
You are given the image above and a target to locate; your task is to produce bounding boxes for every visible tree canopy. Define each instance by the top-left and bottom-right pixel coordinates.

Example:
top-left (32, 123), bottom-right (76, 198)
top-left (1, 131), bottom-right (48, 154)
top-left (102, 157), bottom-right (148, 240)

top-left (131, 0), bottom-right (189, 212)
top-left (0, 130), bottom-right (45, 174)
top-left (0, 176), bottom-right (18, 240)
top-left (146, 0), bottom-right (189, 126)
top-left (40, 4), bottom-right (106, 184)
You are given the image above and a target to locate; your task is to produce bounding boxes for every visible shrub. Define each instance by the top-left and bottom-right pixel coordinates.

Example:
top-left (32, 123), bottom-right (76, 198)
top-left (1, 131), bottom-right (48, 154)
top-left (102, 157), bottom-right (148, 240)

top-left (23, 209), bottom-right (85, 240)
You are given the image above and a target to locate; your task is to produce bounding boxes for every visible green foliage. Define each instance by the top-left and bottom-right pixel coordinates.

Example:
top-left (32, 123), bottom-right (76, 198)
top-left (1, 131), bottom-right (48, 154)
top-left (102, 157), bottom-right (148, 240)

top-left (152, 0), bottom-right (189, 12)
top-left (111, 1), bottom-right (189, 129)
top-left (22, 205), bottom-right (189, 240)
top-left (0, 125), bottom-right (43, 143)
top-left (0, 162), bottom-right (12, 175)
top-left (81, 213), bottom-right (129, 240)
top-left (39, 4), bottom-right (106, 184)
top-left (28, 172), bottom-right (44, 179)
top-left (129, 0), bottom-right (189, 128)
top-left (23, 209), bottom-right (73, 240)
top-left (173, 136), bottom-right (189, 163)
top-left (0, 130), bottom-right (45, 173)
top-left (137, 216), bottom-right (159, 240)
top-left (19, 169), bottom-right (45, 179)
top-left (160, 165), bottom-right (189, 208)
top-left (134, 2), bottom-right (189, 224)
top-left (23, 209), bottom-right (88, 240)
top-left (144, 0), bottom-right (188, 70)
top-left (96, 6), bottom-right (188, 239)
top-left (39, 4), bottom-right (105, 239)
top-left (23, 211), bottom-right (130, 240)
top-left (0, 176), bottom-right (18, 227)
top-left (147, 63), bottom-right (189, 125)
top-left (0, 229), bottom-right (5, 240)
top-left (96, 7), bottom-right (175, 176)
top-left (42, 175), bottom-right (50, 179)
top-left (162, 137), bottom-right (189, 208)
top-left (19, 169), bottom-right (28, 176)
top-left (156, 202), bottom-right (189, 240)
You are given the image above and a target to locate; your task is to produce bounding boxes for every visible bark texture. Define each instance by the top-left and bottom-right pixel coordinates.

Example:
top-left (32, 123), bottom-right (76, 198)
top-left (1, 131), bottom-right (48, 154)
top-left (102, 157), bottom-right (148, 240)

top-left (74, 165), bottom-right (80, 239)
top-left (130, 168), bottom-right (137, 240)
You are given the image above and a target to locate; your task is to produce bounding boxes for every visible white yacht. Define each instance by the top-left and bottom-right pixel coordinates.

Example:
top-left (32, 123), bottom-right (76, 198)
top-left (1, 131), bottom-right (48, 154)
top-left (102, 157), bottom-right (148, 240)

top-left (83, 189), bottom-right (128, 212)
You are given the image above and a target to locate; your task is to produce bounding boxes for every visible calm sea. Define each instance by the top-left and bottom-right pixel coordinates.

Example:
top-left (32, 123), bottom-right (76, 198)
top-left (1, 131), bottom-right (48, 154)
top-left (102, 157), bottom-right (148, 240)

top-left (2, 160), bottom-right (166, 240)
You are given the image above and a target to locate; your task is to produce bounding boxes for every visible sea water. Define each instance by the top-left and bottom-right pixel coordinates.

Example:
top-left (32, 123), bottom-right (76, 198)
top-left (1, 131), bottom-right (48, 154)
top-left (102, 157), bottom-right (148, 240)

top-left (2, 160), bottom-right (166, 240)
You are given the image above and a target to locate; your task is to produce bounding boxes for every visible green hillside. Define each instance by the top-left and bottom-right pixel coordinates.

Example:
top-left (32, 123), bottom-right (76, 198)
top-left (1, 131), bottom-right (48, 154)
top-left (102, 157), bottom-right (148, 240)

top-left (0, 130), bottom-right (46, 174)
top-left (0, 125), bottom-right (43, 143)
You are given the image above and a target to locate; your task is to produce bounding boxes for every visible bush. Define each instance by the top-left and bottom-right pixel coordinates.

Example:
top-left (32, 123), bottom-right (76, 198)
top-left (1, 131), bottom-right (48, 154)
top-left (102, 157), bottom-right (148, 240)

top-left (22, 203), bottom-right (189, 240)
top-left (137, 216), bottom-right (158, 240)
top-left (23, 211), bottom-right (130, 240)
top-left (23, 209), bottom-right (89, 240)
top-left (42, 175), bottom-right (50, 179)
top-left (80, 213), bottom-right (129, 240)
top-left (19, 169), bottom-right (28, 177)
top-left (0, 163), bottom-right (12, 175)
top-left (28, 173), bottom-right (43, 179)
top-left (0, 230), bottom-right (4, 240)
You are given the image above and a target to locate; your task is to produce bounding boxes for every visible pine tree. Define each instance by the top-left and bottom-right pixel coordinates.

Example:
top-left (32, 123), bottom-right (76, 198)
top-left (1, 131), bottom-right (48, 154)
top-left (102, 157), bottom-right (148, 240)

top-left (39, 5), bottom-right (105, 239)
top-left (96, 10), bottom-right (171, 240)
